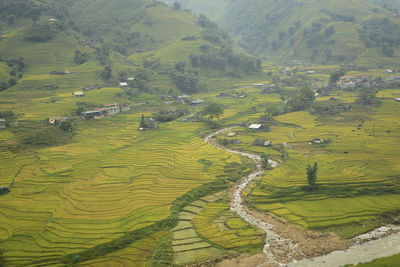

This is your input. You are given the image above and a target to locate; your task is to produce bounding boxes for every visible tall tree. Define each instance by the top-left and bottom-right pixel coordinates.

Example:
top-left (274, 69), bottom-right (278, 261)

top-left (287, 87), bottom-right (315, 111)
top-left (306, 162), bottom-right (318, 190)
top-left (140, 114), bottom-right (146, 128)
top-left (100, 66), bottom-right (112, 80)
top-left (203, 103), bottom-right (224, 124)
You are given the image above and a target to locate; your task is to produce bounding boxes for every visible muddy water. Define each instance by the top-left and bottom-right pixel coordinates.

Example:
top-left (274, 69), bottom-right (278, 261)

top-left (289, 228), bottom-right (400, 267)
top-left (205, 128), bottom-right (400, 267)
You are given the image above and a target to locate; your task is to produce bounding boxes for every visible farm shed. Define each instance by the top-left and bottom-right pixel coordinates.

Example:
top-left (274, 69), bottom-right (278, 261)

top-left (48, 116), bottom-right (65, 125)
top-left (191, 99), bottom-right (204, 105)
top-left (73, 91), bottom-right (85, 97)
top-left (81, 110), bottom-right (104, 119)
top-left (0, 119), bottom-right (5, 129)
top-left (249, 124), bottom-right (263, 130)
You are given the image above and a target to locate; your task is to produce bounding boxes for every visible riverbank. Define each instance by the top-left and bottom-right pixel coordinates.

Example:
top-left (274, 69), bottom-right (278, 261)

top-left (205, 126), bottom-right (400, 267)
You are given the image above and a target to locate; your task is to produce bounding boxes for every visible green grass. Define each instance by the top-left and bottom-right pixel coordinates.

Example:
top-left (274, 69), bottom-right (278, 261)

top-left (354, 253), bottom-right (400, 267)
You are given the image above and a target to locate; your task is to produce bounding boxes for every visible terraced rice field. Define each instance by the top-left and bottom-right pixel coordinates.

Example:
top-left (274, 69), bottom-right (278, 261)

top-left (77, 232), bottom-right (167, 267)
top-left (173, 194), bottom-right (224, 265)
top-left (243, 93), bottom-right (400, 236)
top-left (0, 114), bottom-right (242, 266)
top-left (172, 193), bottom-right (264, 265)
top-left (193, 202), bottom-right (265, 251)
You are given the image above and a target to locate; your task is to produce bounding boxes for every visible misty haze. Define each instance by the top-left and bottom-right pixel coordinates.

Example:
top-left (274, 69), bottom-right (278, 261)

top-left (1, 0), bottom-right (400, 266)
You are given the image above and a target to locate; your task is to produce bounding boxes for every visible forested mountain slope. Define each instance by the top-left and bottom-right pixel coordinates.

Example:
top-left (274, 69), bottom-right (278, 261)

top-left (164, 0), bottom-right (400, 66)
top-left (0, 0), bottom-right (261, 100)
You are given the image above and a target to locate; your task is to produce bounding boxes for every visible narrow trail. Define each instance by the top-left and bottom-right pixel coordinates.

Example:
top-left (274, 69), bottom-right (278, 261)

top-left (204, 127), bottom-right (400, 267)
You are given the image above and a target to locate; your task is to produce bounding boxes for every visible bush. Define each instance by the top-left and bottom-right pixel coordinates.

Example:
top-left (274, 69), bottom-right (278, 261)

top-left (287, 87), bottom-right (315, 111)
top-left (8, 78), bottom-right (17, 87)
top-left (172, 70), bottom-right (199, 93)
top-left (74, 50), bottom-right (89, 65)
top-left (355, 89), bottom-right (381, 106)
top-left (24, 24), bottom-right (55, 42)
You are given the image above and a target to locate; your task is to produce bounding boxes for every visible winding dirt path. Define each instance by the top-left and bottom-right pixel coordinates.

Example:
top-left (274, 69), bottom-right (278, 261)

top-left (204, 127), bottom-right (400, 267)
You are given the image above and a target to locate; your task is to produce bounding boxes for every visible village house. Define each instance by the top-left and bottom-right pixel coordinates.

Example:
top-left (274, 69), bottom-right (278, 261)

top-left (119, 82), bottom-right (128, 87)
top-left (50, 71), bottom-right (70, 75)
top-left (73, 91), bottom-right (85, 97)
top-left (338, 75), bottom-right (373, 89)
top-left (0, 119), bottom-right (5, 129)
top-left (253, 139), bottom-right (272, 147)
top-left (216, 92), bottom-right (230, 98)
top-left (48, 19), bottom-right (56, 24)
top-left (306, 71), bottom-right (316, 75)
top-left (95, 107), bottom-right (108, 115)
top-left (264, 140), bottom-right (272, 147)
top-left (395, 98), bottom-right (400, 102)
top-left (249, 124), bottom-right (263, 130)
top-left (252, 83), bottom-right (264, 88)
top-left (48, 116), bottom-right (66, 125)
top-left (82, 84), bottom-right (102, 91)
top-left (120, 103), bottom-right (131, 112)
top-left (310, 138), bottom-right (328, 145)
top-left (105, 103), bottom-right (120, 115)
top-left (81, 110), bottom-right (104, 120)
top-left (177, 95), bottom-right (190, 103)
top-left (191, 99), bottom-right (204, 105)
top-left (127, 77), bottom-right (135, 81)
top-left (385, 76), bottom-right (400, 85)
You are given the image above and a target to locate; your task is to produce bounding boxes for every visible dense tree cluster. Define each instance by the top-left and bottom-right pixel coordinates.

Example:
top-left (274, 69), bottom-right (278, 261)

top-left (94, 46), bottom-right (110, 65)
top-left (153, 109), bottom-right (188, 122)
top-left (100, 66), bottom-right (112, 80)
top-left (203, 103), bottom-right (224, 124)
top-left (0, 57), bottom-right (26, 91)
top-left (24, 24), bottom-right (55, 42)
top-left (0, 0), bottom-right (42, 22)
top-left (172, 62), bottom-right (199, 93)
top-left (329, 67), bottom-right (347, 85)
top-left (74, 50), bottom-right (89, 65)
top-left (321, 10), bottom-right (356, 23)
top-left (287, 87), bottom-right (315, 111)
top-left (355, 88), bottom-right (381, 106)
top-left (358, 18), bottom-right (400, 57)
top-left (189, 47), bottom-right (261, 73)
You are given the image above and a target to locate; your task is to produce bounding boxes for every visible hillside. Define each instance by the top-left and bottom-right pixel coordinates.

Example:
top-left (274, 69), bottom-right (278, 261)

top-left (164, 0), bottom-right (400, 66)
top-left (0, 0), bottom-right (262, 111)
